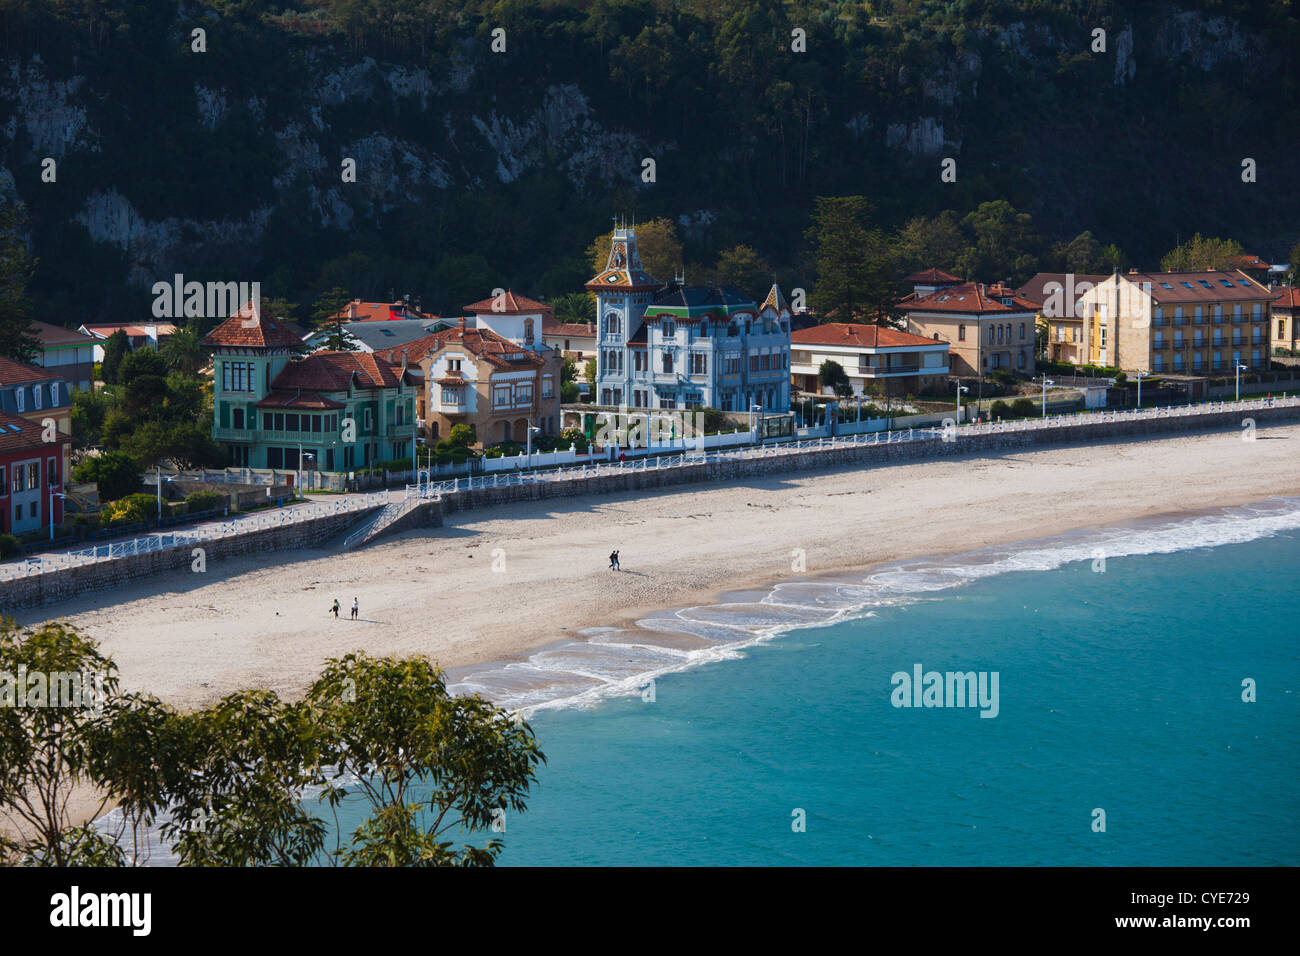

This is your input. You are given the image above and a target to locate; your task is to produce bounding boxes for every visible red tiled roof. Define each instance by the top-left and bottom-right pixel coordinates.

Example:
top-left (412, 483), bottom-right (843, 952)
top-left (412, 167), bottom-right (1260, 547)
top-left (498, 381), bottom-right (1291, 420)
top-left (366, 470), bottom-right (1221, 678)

top-left (899, 282), bottom-right (1039, 315)
top-left (463, 290), bottom-right (552, 315)
top-left (269, 351), bottom-right (407, 393)
top-left (30, 320), bottom-right (97, 348)
top-left (372, 334), bottom-right (443, 367)
top-left (80, 323), bottom-right (179, 338)
top-left (332, 300), bottom-right (435, 322)
top-left (419, 325), bottom-right (546, 369)
top-left (1123, 270), bottom-right (1273, 304)
top-left (1231, 254), bottom-right (1270, 270)
top-left (792, 323), bottom-right (945, 349)
top-left (0, 356), bottom-right (61, 385)
top-left (0, 408), bottom-right (69, 452)
top-left (1270, 287), bottom-right (1299, 309)
top-left (254, 391), bottom-right (346, 410)
top-left (904, 268), bottom-right (963, 284)
top-left (1015, 272), bottom-right (1110, 308)
top-left (543, 320), bottom-right (597, 338)
top-left (203, 302), bottom-right (305, 349)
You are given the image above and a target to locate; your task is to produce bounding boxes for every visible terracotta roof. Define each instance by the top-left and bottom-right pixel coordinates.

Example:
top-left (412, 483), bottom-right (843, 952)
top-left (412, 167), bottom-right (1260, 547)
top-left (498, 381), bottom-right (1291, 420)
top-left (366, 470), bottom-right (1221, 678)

top-left (463, 290), bottom-right (551, 315)
top-left (1122, 270), bottom-right (1273, 304)
top-left (80, 323), bottom-right (179, 338)
top-left (434, 374), bottom-right (466, 386)
top-left (542, 315), bottom-right (597, 337)
top-left (904, 267), bottom-right (963, 284)
top-left (203, 302), bottom-right (305, 349)
top-left (1015, 273), bottom-right (1110, 308)
top-left (331, 300), bottom-right (435, 322)
top-left (419, 325), bottom-right (546, 370)
top-left (29, 320), bottom-right (97, 348)
top-left (899, 282), bottom-right (1039, 315)
top-left (1270, 286), bottom-right (1299, 310)
top-left (0, 408), bottom-right (69, 452)
top-left (1231, 254), bottom-right (1270, 271)
top-left (254, 391), bottom-right (346, 410)
top-left (792, 323), bottom-right (945, 349)
top-left (269, 351), bottom-right (407, 393)
top-left (0, 356), bottom-right (61, 385)
top-left (372, 333), bottom-right (443, 367)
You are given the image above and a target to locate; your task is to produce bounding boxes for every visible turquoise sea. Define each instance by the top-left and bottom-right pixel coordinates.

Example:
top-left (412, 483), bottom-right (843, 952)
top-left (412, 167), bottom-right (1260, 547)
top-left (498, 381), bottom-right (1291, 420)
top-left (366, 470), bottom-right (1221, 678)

top-left (459, 499), bottom-right (1299, 866)
top-left (104, 498), bottom-right (1300, 865)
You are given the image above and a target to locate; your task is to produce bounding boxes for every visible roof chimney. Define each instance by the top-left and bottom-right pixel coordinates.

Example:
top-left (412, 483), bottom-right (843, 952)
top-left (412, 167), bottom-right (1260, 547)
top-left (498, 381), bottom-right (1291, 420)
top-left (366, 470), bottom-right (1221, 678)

top-left (459, 315), bottom-right (466, 333)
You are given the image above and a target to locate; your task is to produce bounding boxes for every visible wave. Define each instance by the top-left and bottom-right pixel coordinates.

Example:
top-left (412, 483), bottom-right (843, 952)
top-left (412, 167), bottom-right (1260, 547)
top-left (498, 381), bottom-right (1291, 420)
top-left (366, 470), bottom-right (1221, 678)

top-left (445, 496), bottom-right (1300, 717)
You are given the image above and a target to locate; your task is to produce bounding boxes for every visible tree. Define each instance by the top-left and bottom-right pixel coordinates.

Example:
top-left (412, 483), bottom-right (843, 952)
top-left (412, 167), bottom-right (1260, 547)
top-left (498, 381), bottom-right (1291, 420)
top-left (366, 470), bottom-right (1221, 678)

top-left (117, 342), bottom-right (167, 387)
top-left (160, 323), bottom-right (206, 375)
top-left (311, 287), bottom-right (358, 351)
top-left (584, 357), bottom-right (597, 384)
top-left (587, 218), bottom-right (683, 284)
top-left (551, 292), bottom-right (594, 326)
top-left (818, 359), bottom-right (853, 398)
top-left (100, 330), bottom-right (130, 385)
top-left (894, 211), bottom-right (966, 276)
top-left (0, 202), bottom-right (40, 363)
top-left (710, 245), bottom-right (773, 299)
top-left (447, 423), bottom-right (475, 448)
top-left (71, 450), bottom-right (141, 501)
top-left (1288, 240), bottom-right (1300, 282)
top-left (0, 621), bottom-right (129, 866)
top-left (957, 201), bottom-right (1040, 286)
top-left (307, 654), bottom-right (545, 867)
top-left (1160, 234), bottom-right (1245, 272)
top-left (806, 196), bottom-right (898, 326)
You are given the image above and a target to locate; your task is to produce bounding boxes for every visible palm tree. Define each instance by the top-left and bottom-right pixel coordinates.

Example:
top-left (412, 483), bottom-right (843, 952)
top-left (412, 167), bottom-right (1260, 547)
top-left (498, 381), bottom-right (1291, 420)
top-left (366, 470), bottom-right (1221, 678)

top-left (161, 324), bottom-right (205, 375)
top-left (552, 292), bottom-right (595, 326)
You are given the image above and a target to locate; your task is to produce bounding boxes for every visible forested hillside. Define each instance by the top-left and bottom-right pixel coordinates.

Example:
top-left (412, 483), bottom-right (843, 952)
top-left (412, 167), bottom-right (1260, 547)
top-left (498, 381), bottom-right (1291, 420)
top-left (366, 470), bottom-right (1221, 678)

top-left (1, 0), bottom-right (1297, 325)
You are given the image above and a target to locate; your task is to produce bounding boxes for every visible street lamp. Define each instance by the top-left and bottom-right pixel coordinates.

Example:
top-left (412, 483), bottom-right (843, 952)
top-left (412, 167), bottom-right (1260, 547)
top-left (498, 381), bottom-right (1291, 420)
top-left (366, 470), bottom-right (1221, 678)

top-left (749, 404), bottom-right (763, 439)
top-left (154, 465), bottom-right (175, 522)
top-left (526, 421), bottom-right (541, 468)
top-left (49, 491), bottom-right (68, 541)
top-left (1040, 376), bottom-right (1055, 417)
top-left (955, 381), bottom-right (968, 423)
top-left (1135, 370), bottom-right (1148, 409)
top-left (1235, 363), bottom-right (1248, 401)
top-left (301, 451), bottom-right (315, 496)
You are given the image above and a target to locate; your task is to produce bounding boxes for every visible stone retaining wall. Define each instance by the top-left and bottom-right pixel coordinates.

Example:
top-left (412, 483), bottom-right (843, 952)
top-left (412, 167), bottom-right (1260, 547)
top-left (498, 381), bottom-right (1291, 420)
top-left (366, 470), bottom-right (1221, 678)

top-left (437, 404), bottom-right (1300, 518)
top-left (0, 507), bottom-right (381, 613)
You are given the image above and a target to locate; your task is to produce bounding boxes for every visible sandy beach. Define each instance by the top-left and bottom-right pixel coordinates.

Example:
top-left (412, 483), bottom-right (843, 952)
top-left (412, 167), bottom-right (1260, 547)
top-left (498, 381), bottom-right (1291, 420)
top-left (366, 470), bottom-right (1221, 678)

top-left (12, 423), bottom-right (1300, 713)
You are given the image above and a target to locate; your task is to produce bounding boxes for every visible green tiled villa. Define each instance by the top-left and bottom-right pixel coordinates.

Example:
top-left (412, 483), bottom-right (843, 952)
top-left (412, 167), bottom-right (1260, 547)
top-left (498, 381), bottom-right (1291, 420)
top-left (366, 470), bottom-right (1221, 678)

top-left (204, 304), bottom-right (418, 473)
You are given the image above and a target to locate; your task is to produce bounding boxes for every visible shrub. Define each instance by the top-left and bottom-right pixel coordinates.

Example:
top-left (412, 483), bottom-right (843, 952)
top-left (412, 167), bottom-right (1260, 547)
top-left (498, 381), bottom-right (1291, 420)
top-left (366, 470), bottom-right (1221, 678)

top-left (72, 451), bottom-right (141, 502)
top-left (448, 423), bottom-right (476, 448)
top-left (101, 495), bottom-right (152, 526)
top-left (185, 490), bottom-right (227, 513)
top-left (1011, 398), bottom-right (1038, 418)
top-left (990, 400), bottom-right (1011, 419)
top-left (450, 448), bottom-right (469, 463)
top-left (0, 533), bottom-right (19, 558)
top-left (435, 452), bottom-right (453, 465)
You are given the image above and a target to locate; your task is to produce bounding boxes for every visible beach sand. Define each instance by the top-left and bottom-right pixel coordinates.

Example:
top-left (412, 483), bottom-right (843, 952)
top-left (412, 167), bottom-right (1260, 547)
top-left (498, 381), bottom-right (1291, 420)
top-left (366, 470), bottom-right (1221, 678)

top-left (14, 423), bottom-right (1300, 715)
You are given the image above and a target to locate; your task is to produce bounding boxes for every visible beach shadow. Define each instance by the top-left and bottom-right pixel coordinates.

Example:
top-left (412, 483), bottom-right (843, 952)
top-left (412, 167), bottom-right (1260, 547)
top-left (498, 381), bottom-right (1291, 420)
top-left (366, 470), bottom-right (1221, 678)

top-left (614, 569), bottom-right (648, 577)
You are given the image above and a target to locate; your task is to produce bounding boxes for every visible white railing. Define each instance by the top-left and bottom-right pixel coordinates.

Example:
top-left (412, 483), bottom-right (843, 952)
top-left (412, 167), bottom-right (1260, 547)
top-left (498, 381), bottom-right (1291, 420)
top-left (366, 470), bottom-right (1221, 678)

top-left (0, 491), bottom-right (390, 581)
top-left (398, 395), bottom-right (1298, 502)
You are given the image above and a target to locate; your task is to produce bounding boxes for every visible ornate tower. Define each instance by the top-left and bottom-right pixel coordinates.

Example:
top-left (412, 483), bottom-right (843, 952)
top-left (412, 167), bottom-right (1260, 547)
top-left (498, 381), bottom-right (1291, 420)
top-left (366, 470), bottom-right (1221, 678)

top-left (586, 221), bottom-right (661, 406)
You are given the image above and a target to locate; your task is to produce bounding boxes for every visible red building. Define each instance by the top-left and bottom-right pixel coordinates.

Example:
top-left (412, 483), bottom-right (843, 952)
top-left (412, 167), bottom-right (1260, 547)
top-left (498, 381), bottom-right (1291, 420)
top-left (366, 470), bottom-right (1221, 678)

top-left (0, 409), bottom-right (72, 536)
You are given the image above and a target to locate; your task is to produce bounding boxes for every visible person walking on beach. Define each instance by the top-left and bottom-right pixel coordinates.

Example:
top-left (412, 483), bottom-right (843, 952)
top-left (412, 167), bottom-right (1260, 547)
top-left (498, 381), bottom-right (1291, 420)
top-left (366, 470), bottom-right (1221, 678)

top-left (331, 599), bottom-right (340, 618)
top-left (351, 597), bottom-right (359, 620)
top-left (612, 550), bottom-right (621, 571)
top-left (609, 550), bottom-right (619, 571)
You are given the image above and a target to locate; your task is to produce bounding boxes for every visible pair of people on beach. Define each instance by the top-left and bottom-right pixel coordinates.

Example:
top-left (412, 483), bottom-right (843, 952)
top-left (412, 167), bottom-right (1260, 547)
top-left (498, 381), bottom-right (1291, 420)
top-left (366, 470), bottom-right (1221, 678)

top-left (609, 550), bottom-right (620, 571)
top-left (330, 598), bottom-right (359, 620)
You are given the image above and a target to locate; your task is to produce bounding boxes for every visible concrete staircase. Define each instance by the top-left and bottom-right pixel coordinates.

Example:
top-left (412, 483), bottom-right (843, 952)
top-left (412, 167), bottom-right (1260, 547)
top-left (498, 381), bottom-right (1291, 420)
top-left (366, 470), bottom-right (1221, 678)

top-left (341, 497), bottom-right (430, 550)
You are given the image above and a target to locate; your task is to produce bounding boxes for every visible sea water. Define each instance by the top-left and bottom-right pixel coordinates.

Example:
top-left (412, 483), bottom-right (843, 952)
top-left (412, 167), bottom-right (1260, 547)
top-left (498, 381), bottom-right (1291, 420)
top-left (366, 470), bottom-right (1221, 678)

top-left (108, 499), bottom-right (1300, 865)
top-left (470, 499), bottom-right (1300, 866)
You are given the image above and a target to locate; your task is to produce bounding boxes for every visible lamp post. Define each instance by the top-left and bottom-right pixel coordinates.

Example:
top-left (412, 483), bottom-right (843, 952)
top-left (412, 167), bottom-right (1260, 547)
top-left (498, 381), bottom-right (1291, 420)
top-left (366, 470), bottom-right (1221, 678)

top-left (526, 421), bottom-right (540, 469)
top-left (301, 452), bottom-right (315, 495)
top-left (1040, 376), bottom-right (1055, 417)
top-left (750, 404), bottom-right (762, 440)
top-left (955, 381), bottom-right (968, 423)
top-left (1235, 363), bottom-right (1247, 401)
top-left (154, 465), bottom-right (174, 522)
top-left (1135, 369), bottom-right (1148, 409)
top-left (49, 491), bottom-right (67, 541)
